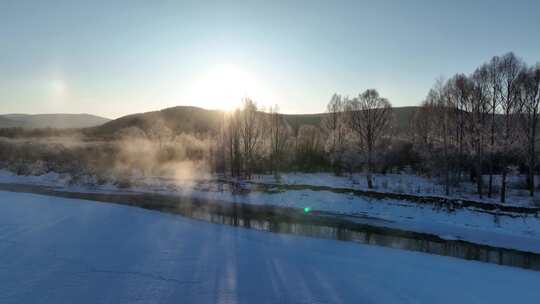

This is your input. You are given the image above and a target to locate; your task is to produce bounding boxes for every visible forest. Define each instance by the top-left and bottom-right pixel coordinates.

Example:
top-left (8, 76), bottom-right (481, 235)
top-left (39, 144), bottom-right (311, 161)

top-left (215, 52), bottom-right (540, 203)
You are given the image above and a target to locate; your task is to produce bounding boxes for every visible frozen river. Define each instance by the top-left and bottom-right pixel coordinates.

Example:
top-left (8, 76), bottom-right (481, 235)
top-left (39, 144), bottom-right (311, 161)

top-left (0, 191), bottom-right (538, 303)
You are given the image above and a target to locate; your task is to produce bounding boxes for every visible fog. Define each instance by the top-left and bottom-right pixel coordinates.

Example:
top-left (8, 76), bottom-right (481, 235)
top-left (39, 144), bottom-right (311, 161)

top-left (0, 130), bottom-right (215, 187)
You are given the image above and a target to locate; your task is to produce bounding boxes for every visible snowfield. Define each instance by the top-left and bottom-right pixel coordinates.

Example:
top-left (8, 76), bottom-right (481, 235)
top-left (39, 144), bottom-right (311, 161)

top-left (0, 191), bottom-right (539, 304)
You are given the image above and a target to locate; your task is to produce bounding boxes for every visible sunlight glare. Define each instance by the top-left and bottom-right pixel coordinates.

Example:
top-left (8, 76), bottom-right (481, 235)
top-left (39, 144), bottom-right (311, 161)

top-left (187, 64), bottom-right (258, 111)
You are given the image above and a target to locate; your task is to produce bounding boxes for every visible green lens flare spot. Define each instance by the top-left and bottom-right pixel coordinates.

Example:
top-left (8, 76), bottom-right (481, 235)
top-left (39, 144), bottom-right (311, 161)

top-left (304, 207), bottom-right (311, 213)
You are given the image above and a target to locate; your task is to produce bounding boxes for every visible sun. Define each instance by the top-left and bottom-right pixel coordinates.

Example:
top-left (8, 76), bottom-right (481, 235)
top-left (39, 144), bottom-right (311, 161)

top-left (187, 64), bottom-right (258, 111)
top-left (50, 79), bottom-right (67, 98)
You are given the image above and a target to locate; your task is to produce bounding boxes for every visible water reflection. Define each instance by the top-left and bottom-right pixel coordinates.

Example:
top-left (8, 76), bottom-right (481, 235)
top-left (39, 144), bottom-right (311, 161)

top-left (1, 183), bottom-right (539, 271)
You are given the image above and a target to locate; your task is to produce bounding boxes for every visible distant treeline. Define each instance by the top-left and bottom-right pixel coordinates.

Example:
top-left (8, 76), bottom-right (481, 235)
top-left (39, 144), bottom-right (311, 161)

top-left (0, 127), bottom-right (81, 138)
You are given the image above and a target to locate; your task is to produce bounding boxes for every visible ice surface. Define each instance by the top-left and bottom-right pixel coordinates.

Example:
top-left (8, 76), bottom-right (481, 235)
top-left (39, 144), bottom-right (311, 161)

top-left (0, 191), bottom-right (539, 303)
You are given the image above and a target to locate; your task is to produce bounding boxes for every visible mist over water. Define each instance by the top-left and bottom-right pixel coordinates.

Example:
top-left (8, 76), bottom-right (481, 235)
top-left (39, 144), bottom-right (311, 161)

top-left (0, 129), bottom-right (215, 188)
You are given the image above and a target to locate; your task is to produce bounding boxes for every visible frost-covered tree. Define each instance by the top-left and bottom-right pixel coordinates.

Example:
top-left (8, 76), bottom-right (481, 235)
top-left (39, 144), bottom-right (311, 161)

top-left (268, 105), bottom-right (290, 175)
top-left (429, 79), bottom-right (455, 195)
top-left (221, 98), bottom-right (265, 178)
top-left (498, 53), bottom-right (525, 203)
top-left (239, 98), bottom-right (264, 178)
top-left (223, 109), bottom-right (242, 177)
top-left (467, 66), bottom-right (491, 198)
top-left (485, 56), bottom-right (503, 197)
top-left (295, 124), bottom-right (325, 170)
top-left (322, 94), bottom-right (347, 175)
top-left (516, 64), bottom-right (540, 196)
top-left (147, 119), bottom-right (173, 149)
top-left (346, 89), bottom-right (392, 189)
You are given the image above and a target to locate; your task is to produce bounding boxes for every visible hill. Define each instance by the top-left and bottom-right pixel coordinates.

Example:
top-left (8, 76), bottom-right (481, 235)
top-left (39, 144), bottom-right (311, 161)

top-left (0, 114), bottom-right (110, 129)
top-left (87, 105), bottom-right (418, 138)
top-left (87, 106), bottom-right (224, 138)
top-left (282, 106), bottom-right (416, 134)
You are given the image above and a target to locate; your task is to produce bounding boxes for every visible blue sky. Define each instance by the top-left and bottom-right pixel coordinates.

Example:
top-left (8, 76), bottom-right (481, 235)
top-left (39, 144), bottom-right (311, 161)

top-left (1, 0), bottom-right (539, 118)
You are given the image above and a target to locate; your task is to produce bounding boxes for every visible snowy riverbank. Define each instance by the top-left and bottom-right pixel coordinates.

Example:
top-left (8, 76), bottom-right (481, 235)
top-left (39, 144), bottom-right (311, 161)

top-left (1, 169), bottom-right (540, 254)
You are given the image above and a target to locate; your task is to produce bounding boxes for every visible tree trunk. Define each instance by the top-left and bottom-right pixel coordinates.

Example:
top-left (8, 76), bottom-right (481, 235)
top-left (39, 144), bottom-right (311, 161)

top-left (445, 163), bottom-right (450, 196)
top-left (488, 163), bottom-right (493, 198)
top-left (229, 138), bottom-right (234, 177)
top-left (529, 122), bottom-right (536, 197)
top-left (367, 144), bottom-right (373, 189)
top-left (477, 146), bottom-right (483, 198)
top-left (528, 165), bottom-right (534, 197)
top-left (501, 168), bottom-right (507, 204)
top-left (443, 118), bottom-right (450, 196)
top-left (488, 104), bottom-right (496, 198)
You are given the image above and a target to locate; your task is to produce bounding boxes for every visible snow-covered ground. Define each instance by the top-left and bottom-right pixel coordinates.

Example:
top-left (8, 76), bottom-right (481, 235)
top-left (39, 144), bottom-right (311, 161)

top-left (2, 169), bottom-right (539, 207)
top-left (1, 169), bottom-right (540, 254)
top-left (252, 172), bottom-right (540, 207)
top-left (1, 191), bottom-right (539, 304)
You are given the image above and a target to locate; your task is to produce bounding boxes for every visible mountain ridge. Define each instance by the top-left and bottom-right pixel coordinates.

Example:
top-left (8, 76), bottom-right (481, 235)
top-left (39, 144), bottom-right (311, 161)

top-left (85, 105), bottom-right (418, 138)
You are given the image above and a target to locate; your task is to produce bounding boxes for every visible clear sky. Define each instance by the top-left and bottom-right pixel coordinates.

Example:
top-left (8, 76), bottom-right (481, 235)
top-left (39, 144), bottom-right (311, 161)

top-left (1, 0), bottom-right (539, 118)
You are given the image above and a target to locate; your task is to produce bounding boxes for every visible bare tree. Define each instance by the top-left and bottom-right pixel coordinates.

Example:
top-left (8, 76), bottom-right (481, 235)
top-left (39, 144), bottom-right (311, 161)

top-left (346, 89), bottom-right (392, 188)
top-left (225, 109), bottom-right (242, 177)
top-left (517, 64), bottom-right (540, 196)
top-left (498, 53), bottom-right (524, 203)
top-left (468, 67), bottom-right (490, 198)
top-left (239, 98), bottom-right (264, 178)
top-left (411, 99), bottom-right (437, 152)
top-left (428, 78), bottom-right (454, 195)
top-left (268, 105), bottom-right (290, 175)
top-left (486, 57), bottom-right (502, 198)
top-left (322, 94), bottom-right (346, 174)
top-left (296, 124), bottom-right (324, 170)
top-left (213, 112), bottom-right (228, 173)
top-left (445, 74), bottom-right (471, 183)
